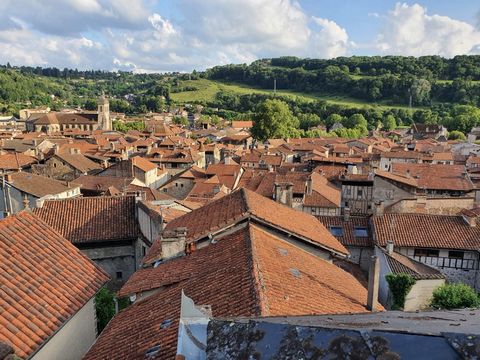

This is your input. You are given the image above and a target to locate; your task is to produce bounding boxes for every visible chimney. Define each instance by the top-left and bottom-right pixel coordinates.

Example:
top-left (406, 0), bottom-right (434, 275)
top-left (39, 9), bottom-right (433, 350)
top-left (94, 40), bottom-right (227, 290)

top-left (274, 183), bottom-right (281, 203)
top-left (306, 176), bottom-right (312, 196)
top-left (224, 156), bottom-right (231, 165)
top-left (367, 255), bottom-right (380, 311)
top-left (344, 207), bottom-right (350, 222)
top-left (405, 169), bottom-right (411, 178)
top-left (213, 185), bottom-right (221, 194)
top-left (386, 241), bottom-right (394, 255)
top-left (22, 195), bottom-right (30, 211)
top-left (285, 183), bottom-right (293, 207)
top-left (69, 147), bottom-right (76, 155)
top-left (53, 144), bottom-right (59, 155)
top-left (5, 174), bottom-right (12, 183)
top-left (160, 227), bottom-right (188, 260)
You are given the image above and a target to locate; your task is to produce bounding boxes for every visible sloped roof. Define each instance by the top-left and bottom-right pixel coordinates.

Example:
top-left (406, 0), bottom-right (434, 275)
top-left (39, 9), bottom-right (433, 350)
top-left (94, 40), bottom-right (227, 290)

top-left (383, 249), bottom-right (445, 280)
top-left (0, 153), bottom-right (37, 170)
top-left (372, 213), bottom-right (480, 250)
top-left (33, 196), bottom-right (140, 243)
top-left (6, 172), bottom-right (77, 198)
top-left (90, 223), bottom-right (371, 360)
top-left (316, 216), bottom-right (373, 247)
top-left (55, 152), bottom-right (102, 173)
top-left (132, 156), bottom-right (157, 172)
top-left (0, 212), bottom-right (109, 358)
top-left (389, 163), bottom-right (474, 191)
top-left (143, 188), bottom-right (347, 265)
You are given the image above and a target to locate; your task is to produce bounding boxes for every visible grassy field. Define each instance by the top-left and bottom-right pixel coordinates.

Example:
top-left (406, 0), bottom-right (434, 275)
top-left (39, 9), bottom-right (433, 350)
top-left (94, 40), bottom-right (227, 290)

top-left (170, 78), bottom-right (418, 110)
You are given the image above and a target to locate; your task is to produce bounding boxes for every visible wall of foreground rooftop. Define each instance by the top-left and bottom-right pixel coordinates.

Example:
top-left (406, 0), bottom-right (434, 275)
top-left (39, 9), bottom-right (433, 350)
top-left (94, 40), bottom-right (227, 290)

top-left (32, 297), bottom-right (97, 360)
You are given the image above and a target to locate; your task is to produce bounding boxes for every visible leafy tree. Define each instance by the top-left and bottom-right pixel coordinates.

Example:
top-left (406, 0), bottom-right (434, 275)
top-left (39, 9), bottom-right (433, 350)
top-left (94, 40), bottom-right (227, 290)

top-left (173, 116), bottom-right (189, 126)
top-left (344, 113), bottom-right (368, 129)
top-left (95, 288), bottom-right (116, 333)
top-left (251, 99), bottom-right (300, 141)
top-left (448, 130), bottom-right (466, 141)
top-left (325, 113), bottom-right (343, 128)
top-left (84, 99), bottom-right (97, 111)
top-left (385, 273), bottom-right (416, 310)
top-left (409, 78), bottom-right (431, 106)
top-left (383, 114), bottom-right (397, 131)
top-left (431, 283), bottom-right (479, 310)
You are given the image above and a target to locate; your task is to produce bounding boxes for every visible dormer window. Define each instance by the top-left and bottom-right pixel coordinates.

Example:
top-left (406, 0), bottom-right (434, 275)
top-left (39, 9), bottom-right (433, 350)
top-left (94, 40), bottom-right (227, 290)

top-left (329, 226), bottom-right (344, 237)
top-left (354, 226), bottom-right (368, 237)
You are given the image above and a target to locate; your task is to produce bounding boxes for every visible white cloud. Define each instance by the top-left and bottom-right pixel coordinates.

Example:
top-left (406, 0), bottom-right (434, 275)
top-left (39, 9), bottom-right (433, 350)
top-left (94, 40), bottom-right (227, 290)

top-left (311, 17), bottom-right (350, 58)
top-left (376, 3), bottom-right (480, 57)
top-left (0, 0), bottom-right (355, 72)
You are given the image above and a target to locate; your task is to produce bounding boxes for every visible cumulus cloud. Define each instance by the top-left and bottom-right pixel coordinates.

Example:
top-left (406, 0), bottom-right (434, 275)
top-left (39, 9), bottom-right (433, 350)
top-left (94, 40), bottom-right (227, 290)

top-left (0, 0), bottom-right (354, 72)
top-left (311, 17), bottom-right (350, 58)
top-left (376, 3), bottom-right (480, 57)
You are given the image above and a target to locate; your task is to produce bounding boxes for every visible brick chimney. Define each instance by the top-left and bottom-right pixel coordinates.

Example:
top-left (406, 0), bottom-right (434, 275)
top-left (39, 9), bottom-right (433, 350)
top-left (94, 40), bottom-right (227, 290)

top-left (367, 255), bottom-right (380, 311)
top-left (161, 227), bottom-right (188, 259)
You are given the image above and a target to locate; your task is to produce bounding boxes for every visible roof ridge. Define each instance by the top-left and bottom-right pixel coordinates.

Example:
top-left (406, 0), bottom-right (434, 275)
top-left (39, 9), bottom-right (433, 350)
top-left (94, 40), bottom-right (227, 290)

top-left (240, 187), bottom-right (253, 215)
top-left (246, 223), bottom-right (268, 316)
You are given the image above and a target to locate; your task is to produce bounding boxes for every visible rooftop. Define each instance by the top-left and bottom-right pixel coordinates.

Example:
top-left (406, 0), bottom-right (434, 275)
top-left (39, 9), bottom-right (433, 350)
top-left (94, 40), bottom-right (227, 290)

top-left (0, 212), bottom-right (108, 358)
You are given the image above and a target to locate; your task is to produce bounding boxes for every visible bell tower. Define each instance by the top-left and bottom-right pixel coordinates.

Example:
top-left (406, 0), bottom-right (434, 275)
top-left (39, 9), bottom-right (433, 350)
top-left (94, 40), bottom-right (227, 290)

top-left (98, 93), bottom-right (111, 130)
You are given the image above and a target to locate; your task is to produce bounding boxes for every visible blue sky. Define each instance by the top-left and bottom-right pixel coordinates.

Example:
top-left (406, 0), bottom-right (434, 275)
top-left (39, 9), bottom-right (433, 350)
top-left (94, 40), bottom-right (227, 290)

top-left (0, 1), bottom-right (478, 72)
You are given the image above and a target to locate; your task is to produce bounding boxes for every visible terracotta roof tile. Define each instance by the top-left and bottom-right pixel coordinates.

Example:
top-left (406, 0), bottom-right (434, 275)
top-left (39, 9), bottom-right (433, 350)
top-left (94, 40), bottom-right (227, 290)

top-left (143, 189), bottom-right (347, 265)
top-left (316, 216), bottom-right (373, 247)
top-left (0, 153), bottom-right (37, 170)
top-left (0, 212), bottom-right (109, 358)
top-left (33, 196), bottom-right (140, 243)
top-left (6, 172), bottom-right (78, 198)
top-left (91, 223), bottom-right (372, 359)
top-left (372, 213), bottom-right (480, 250)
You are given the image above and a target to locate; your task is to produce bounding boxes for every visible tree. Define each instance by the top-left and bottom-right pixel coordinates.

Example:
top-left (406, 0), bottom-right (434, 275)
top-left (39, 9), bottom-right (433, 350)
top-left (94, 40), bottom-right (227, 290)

top-left (325, 113), bottom-right (343, 128)
top-left (173, 116), bottom-right (189, 126)
top-left (95, 288), bottom-right (116, 333)
top-left (385, 273), bottom-right (416, 310)
top-left (251, 99), bottom-right (300, 141)
top-left (344, 113), bottom-right (368, 129)
top-left (383, 114), bottom-right (397, 131)
top-left (84, 99), bottom-right (97, 111)
top-left (448, 130), bottom-right (466, 141)
top-left (430, 283), bottom-right (479, 310)
top-left (409, 78), bottom-right (431, 106)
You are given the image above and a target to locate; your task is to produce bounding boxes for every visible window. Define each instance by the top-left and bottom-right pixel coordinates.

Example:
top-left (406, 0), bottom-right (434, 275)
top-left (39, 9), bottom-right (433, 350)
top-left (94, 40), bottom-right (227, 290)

top-left (414, 249), bottom-right (439, 258)
top-left (142, 246), bottom-right (146, 256)
top-left (354, 226), bottom-right (368, 237)
top-left (116, 271), bottom-right (123, 280)
top-left (346, 188), bottom-right (352, 196)
top-left (329, 226), bottom-right (344, 237)
top-left (181, 184), bottom-right (184, 188)
top-left (448, 251), bottom-right (464, 260)
top-left (357, 189), bottom-right (363, 197)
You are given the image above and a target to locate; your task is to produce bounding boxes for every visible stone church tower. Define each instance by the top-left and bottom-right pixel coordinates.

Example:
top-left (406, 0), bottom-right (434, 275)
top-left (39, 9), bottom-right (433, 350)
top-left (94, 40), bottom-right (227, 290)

top-left (97, 93), bottom-right (111, 130)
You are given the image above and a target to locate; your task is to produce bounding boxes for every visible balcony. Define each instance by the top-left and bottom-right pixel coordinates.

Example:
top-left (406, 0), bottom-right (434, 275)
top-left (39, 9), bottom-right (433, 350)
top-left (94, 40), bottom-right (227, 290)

top-left (413, 256), bottom-right (478, 270)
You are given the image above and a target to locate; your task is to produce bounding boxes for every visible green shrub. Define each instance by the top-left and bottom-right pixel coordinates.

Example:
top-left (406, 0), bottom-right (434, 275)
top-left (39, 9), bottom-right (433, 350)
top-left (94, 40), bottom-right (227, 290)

top-left (385, 273), bottom-right (416, 310)
top-left (430, 283), bottom-right (480, 310)
top-left (95, 288), bottom-right (115, 333)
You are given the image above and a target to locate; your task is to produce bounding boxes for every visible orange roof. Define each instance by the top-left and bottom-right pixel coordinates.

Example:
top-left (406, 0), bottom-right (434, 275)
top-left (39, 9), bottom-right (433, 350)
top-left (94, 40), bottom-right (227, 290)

top-left (0, 153), bottom-right (37, 170)
top-left (143, 188), bottom-right (347, 265)
top-left (33, 196), bottom-right (140, 244)
top-left (231, 120), bottom-right (253, 129)
top-left (132, 156), bottom-right (157, 172)
top-left (99, 223), bottom-right (372, 360)
top-left (0, 212), bottom-right (109, 358)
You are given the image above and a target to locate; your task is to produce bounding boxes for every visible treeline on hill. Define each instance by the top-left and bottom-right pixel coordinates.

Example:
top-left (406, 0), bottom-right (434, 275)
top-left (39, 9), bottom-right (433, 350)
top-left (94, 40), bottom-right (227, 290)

top-left (206, 56), bottom-right (480, 106)
top-left (206, 92), bottom-right (480, 137)
top-left (2, 56), bottom-right (480, 136)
